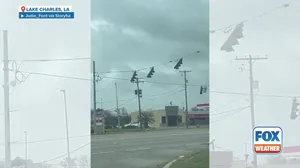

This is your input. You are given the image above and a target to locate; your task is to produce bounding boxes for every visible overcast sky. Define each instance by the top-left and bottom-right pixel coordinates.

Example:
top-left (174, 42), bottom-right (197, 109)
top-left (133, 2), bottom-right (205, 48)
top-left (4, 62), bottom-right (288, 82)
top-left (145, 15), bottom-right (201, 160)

top-left (91, 0), bottom-right (209, 113)
top-left (0, 0), bottom-right (90, 165)
top-left (210, 0), bottom-right (300, 164)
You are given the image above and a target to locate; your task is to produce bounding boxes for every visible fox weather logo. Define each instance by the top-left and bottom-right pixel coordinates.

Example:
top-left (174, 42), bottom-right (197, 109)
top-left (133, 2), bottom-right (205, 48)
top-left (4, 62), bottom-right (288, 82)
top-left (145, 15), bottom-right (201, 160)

top-left (252, 126), bottom-right (283, 155)
top-left (19, 6), bottom-right (74, 19)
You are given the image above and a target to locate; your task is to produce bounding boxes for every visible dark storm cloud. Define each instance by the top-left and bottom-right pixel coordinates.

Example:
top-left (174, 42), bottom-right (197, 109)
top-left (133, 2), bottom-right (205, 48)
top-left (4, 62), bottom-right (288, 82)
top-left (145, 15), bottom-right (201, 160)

top-left (92, 0), bottom-right (209, 44)
top-left (92, 0), bottom-right (209, 111)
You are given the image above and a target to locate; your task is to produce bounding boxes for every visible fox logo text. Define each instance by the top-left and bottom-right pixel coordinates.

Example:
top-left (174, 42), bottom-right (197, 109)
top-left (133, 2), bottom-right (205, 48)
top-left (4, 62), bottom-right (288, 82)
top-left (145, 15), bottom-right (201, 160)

top-left (252, 126), bottom-right (283, 154)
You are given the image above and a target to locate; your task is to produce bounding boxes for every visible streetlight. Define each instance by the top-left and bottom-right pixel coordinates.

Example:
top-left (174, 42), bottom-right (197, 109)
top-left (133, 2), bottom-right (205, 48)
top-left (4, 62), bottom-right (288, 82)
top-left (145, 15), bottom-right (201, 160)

top-left (60, 90), bottom-right (71, 168)
top-left (115, 83), bottom-right (120, 129)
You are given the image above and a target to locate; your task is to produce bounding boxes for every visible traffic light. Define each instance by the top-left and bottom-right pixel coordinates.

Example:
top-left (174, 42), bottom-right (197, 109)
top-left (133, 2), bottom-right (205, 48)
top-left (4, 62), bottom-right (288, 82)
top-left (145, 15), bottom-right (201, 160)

top-left (290, 98), bottom-right (299, 120)
top-left (200, 86), bottom-right (207, 94)
top-left (135, 89), bottom-right (142, 97)
top-left (147, 67), bottom-right (155, 78)
top-left (130, 71), bottom-right (137, 83)
top-left (220, 23), bottom-right (244, 52)
top-left (174, 58), bottom-right (183, 69)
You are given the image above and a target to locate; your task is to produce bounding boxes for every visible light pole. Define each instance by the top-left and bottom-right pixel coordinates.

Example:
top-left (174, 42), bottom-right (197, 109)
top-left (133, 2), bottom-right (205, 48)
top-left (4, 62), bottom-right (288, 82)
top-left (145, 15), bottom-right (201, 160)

top-left (60, 90), bottom-right (71, 168)
top-left (24, 131), bottom-right (27, 168)
top-left (3, 30), bottom-right (12, 168)
top-left (115, 83), bottom-right (120, 129)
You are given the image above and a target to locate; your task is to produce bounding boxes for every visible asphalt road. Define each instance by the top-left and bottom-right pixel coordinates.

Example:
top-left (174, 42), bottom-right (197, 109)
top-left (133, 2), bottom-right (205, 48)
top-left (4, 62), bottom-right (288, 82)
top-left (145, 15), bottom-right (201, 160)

top-left (91, 128), bottom-right (209, 168)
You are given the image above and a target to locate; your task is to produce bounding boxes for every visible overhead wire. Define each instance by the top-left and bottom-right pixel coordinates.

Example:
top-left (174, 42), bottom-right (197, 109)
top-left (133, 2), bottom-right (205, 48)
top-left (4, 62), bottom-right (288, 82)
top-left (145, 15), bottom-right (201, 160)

top-left (101, 86), bottom-right (184, 104)
top-left (210, 96), bottom-right (246, 113)
top-left (6, 64), bottom-right (297, 99)
top-left (0, 135), bottom-right (90, 146)
top-left (4, 66), bottom-right (297, 99)
top-left (42, 143), bottom-right (90, 163)
top-left (9, 57), bottom-right (90, 62)
top-left (210, 90), bottom-right (297, 98)
top-left (210, 3), bottom-right (291, 33)
top-left (9, 69), bottom-right (91, 81)
top-left (106, 96), bottom-right (137, 110)
top-left (97, 50), bottom-right (200, 74)
top-left (210, 106), bottom-right (250, 125)
top-left (101, 76), bottom-right (203, 86)
top-left (210, 106), bottom-right (249, 116)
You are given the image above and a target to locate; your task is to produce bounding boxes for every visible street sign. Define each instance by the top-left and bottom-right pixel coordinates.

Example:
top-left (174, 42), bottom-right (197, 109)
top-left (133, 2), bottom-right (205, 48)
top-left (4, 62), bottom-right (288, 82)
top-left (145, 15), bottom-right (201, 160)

top-left (96, 117), bottom-right (103, 126)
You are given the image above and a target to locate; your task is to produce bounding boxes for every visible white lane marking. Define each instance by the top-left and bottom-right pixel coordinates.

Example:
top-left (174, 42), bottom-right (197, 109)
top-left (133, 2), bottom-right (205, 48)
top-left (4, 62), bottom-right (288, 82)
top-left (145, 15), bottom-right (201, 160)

top-left (91, 151), bottom-right (115, 155)
top-left (94, 132), bottom-right (207, 142)
top-left (125, 147), bottom-right (151, 152)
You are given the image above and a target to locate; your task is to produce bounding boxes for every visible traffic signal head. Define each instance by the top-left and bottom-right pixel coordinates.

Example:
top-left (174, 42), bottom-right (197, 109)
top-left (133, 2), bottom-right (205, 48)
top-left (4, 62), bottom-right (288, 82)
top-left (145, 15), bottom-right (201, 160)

top-left (130, 71), bottom-right (137, 82)
top-left (174, 58), bottom-right (183, 69)
top-left (220, 23), bottom-right (244, 52)
top-left (290, 98), bottom-right (299, 119)
top-left (147, 67), bottom-right (155, 78)
top-left (134, 89), bottom-right (142, 96)
top-left (200, 86), bottom-right (207, 94)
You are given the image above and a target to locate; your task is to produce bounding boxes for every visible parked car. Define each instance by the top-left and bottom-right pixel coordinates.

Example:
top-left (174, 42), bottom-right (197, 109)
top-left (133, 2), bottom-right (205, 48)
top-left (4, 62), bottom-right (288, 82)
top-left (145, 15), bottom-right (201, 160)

top-left (105, 125), bottom-right (113, 129)
top-left (123, 122), bottom-right (140, 128)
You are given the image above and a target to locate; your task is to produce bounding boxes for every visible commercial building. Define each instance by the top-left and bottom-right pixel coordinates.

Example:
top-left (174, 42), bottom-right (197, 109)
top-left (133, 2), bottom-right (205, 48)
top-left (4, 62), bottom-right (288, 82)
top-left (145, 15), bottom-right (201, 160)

top-left (130, 105), bottom-right (209, 128)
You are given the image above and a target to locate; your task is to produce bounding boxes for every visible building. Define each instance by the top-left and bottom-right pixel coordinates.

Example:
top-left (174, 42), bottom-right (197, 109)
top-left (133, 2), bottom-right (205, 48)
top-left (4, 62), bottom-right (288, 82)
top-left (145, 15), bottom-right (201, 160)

top-left (131, 105), bottom-right (209, 128)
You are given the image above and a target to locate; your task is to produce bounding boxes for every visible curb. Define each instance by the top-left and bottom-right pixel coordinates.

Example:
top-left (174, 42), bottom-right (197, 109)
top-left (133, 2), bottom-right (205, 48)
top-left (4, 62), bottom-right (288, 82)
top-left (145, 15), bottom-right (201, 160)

top-left (163, 159), bottom-right (177, 168)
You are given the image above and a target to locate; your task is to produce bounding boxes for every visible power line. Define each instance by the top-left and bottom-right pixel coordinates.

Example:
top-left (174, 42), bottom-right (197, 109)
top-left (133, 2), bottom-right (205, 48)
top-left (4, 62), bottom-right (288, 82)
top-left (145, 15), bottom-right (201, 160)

top-left (106, 96), bottom-right (137, 110)
top-left (97, 51), bottom-right (200, 74)
top-left (42, 143), bottom-right (90, 163)
top-left (5, 68), bottom-right (297, 99)
top-left (210, 96), bottom-right (246, 113)
top-left (210, 106), bottom-right (250, 124)
top-left (101, 76), bottom-right (203, 86)
top-left (0, 135), bottom-right (90, 146)
top-left (210, 106), bottom-right (249, 116)
top-left (211, 90), bottom-right (297, 98)
top-left (9, 69), bottom-right (91, 81)
top-left (143, 89), bottom-right (185, 101)
top-left (9, 57), bottom-right (90, 62)
top-left (101, 87), bottom-right (184, 104)
top-left (210, 3), bottom-right (290, 33)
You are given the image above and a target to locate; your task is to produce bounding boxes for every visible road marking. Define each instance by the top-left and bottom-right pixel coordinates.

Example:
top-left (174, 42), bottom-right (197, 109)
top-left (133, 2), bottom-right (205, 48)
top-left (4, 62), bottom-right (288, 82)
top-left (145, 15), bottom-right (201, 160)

top-left (93, 132), bottom-right (206, 141)
top-left (91, 151), bottom-right (115, 155)
top-left (125, 147), bottom-right (151, 152)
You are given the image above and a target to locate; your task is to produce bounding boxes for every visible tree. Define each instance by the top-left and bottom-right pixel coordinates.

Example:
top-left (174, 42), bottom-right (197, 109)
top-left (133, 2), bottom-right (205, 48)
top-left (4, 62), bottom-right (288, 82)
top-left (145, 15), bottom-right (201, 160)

top-left (120, 107), bottom-right (129, 116)
top-left (137, 111), bottom-right (155, 128)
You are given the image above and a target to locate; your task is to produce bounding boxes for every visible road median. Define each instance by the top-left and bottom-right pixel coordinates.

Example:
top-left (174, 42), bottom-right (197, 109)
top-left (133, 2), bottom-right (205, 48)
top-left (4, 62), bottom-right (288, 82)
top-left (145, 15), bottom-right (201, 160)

top-left (167, 150), bottom-right (209, 168)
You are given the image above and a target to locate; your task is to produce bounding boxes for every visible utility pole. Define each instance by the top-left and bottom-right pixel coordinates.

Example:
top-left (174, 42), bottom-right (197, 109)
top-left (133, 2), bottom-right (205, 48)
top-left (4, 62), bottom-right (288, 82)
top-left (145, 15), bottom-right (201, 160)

top-left (244, 143), bottom-right (249, 167)
top-left (115, 83), bottom-right (120, 129)
top-left (180, 70), bottom-right (191, 128)
top-left (3, 30), bottom-right (12, 168)
top-left (135, 78), bottom-right (143, 129)
top-left (24, 131), bottom-right (27, 168)
top-left (101, 98), bottom-right (103, 109)
top-left (60, 90), bottom-right (71, 168)
top-left (92, 61), bottom-right (97, 133)
top-left (236, 55), bottom-right (267, 168)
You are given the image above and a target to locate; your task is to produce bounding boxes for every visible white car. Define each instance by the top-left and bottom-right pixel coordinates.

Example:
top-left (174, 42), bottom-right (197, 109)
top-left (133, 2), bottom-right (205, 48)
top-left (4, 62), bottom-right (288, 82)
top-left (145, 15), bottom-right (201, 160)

top-left (123, 122), bottom-right (140, 127)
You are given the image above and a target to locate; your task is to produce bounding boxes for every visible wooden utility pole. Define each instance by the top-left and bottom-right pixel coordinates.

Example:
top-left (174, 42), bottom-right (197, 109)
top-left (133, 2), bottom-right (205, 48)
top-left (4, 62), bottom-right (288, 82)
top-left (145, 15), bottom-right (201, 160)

top-left (180, 70), bottom-right (191, 128)
top-left (235, 55), bottom-right (267, 168)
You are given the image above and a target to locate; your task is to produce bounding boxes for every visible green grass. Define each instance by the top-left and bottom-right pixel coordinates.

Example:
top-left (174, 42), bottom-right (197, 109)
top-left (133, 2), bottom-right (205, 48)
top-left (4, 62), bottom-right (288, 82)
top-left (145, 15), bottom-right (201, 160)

top-left (170, 150), bottom-right (209, 168)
